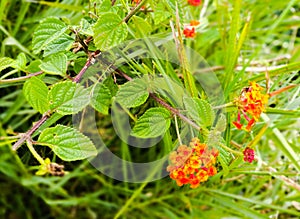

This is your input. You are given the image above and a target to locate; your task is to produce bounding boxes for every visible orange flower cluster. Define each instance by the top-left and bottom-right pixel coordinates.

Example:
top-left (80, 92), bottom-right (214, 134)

top-left (233, 82), bottom-right (269, 131)
top-left (183, 20), bottom-right (200, 38)
top-left (167, 138), bottom-right (219, 188)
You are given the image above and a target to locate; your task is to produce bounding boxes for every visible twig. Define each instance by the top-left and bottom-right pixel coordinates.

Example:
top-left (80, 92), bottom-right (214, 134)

top-left (12, 114), bottom-right (49, 151)
top-left (149, 93), bottom-right (201, 131)
top-left (0, 71), bottom-right (44, 84)
top-left (123, 0), bottom-right (148, 23)
top-left (97, 56), bottom-right (201, 131)
top-left (12, 52), bottom-right (98, 151)
top-left (73, 51), bottom-right (100, 83)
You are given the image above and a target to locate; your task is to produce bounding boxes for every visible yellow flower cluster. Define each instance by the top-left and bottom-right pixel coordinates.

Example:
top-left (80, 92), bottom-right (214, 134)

top-left (167, 138), bottom-right (218, 189)
top-left (233, 82), bottom-right (269, 131)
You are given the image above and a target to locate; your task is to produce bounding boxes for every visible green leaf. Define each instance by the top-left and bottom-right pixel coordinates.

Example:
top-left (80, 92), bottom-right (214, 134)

top-left (131, 107), bottom-right (171, 138)
top-left (183, 97), bottom-right (215, 127)
top-left (0, 57), bottom-right (16, 72)
top-left (23, 77), bottom-right (49, 114)
top-left (43, 34), bottom-right (74, 57)
top-left (38, 125), bottom-right (97, 161)
top-left (152, 2), bottom-right (171, 25)
top-left (26, 60), bottom-right (42, 73)
top-left (48, 81), bottom-right (90, 115)
top-left (115, 78), bottom-right (149, 108)
top-left (40, 53), bottom-right (67, 76)
top-left (90, 83), bottom-right (112, 115)
top-left (93, 12), bottom-right (128, 51)
top-left (32, 17), bottom-right (68, 54)
top-left (96, 0), bottom-right (117, 14)
top-left (13, 53), bottom-right (27, 71)
top-left (215, 114), bottom-right (227, 132)
top-left (131, 16), bottom-right (152, 37)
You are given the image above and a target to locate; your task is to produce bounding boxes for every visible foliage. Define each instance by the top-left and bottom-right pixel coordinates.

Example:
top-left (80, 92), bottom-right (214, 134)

top-left (0, 0), bottom-right (299, 218)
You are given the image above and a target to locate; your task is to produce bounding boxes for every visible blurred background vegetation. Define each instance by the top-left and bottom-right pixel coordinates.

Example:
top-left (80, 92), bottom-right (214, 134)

top-left (0, 0), bottom-right (299, 218)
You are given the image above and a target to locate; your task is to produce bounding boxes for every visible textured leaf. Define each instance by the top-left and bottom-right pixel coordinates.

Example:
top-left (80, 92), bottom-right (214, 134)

top-left (215, 114), bottom-right (227, 132)
top-left (38, 125), bottom-right (97, 161)
top-left (32, 17), bottom-right (68, 54)
top-left (23, 77), bottom-right (49, 114)
top-left (13, 53), bottom-right (27, 71)
top-left (93, 12), bottom-right (128, 51)
top-left (183, 97), bottom-right (215, 127)
top-left (43, 34), bottom-right (74, 57)
top-left (40, 53), bottom-right (67, 76)
top-left (90, 83), bottom-right (112, 115)
top-left (115, 78), bottom-right (149, 108)
top-left (48, 81), bottom-right (90, 115)
top-left (131, 16), bottom-right (152, 37)
top-left (152, 2), bottom-right (171, 25)
top-left (0, 57), bottom-right (16, 72)
top-left (26, 60), bottom-right (42, 73)
top-left (131, 107), bottom-right (171, 138)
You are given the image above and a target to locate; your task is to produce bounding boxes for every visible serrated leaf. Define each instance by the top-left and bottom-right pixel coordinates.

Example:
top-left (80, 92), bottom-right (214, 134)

top-left (96, 0), bottom-right (116, 14)
top-left (183, 97), bottom-right (215, 127)
top-left (23, 77), bottom-right (49, 114)
top-left (90, 83), bottom-right (112, 115)
top-left (215, 114), bottom-right (227, 132)
top-left (217, 144), bottom-right (231, 176)
top-left (38, 125), bottom-right (97, 161)
top-left (0, 57), bottom-right (16, 72)
top-left (131, 107), bottom-right (171, 138)
top-left (13, 53), bottom-right (27, 71)
top-left (26, 60), bottom-right (42, 73)
top-left (115, 78), bottom-right (149, 108)
top-left (131, 16), bottom-right (152, 37)
top-left (48, 81), bottom-right (90, 115)
top-left (93, 12), bottom-right (128, 51)
top-left (43, 34), bottom-right (74, 57)
top-left (152, 2), bottom-right (171, 25)
top-left (79, 18), bottom-right (94, 36)
top-left (40, 53), bottom-right (67, 76)
top-left (32, 17), bottom-right (68, 54)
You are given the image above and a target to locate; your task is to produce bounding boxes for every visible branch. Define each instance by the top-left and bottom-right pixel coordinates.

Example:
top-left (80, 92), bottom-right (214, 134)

top-left (0, 71), bottom-right (44, 84)
top-left (123, 0), bottom-right (148, 23)
top-left (97, 56), bottom-right (201, 131)
top-left (12, 51), bottom-right (99, 151)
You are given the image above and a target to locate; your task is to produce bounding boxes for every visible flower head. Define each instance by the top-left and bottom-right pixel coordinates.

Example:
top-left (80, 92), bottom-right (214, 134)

top-left (243, 147), bottom-right (255, 163)
top-left (183, 27), bottom-right (196, 38)
top-left (167, 138), bottom-right (218, 189)
top-left (188, 0), bottom-right (201, 6)
top-left (233, 82), bottom-right (269, 131)
top-left (190, 20), bottom-right (200, 26)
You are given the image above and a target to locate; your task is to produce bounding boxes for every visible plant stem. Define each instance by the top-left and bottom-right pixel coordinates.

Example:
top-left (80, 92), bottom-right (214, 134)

top-left (73, 50), bottom-right (100, 83)
top-left (219, 143), bottom-right (243, 156)
top-left (123, 0), bottom-right (148, 23)
top-left (174, 115), bottom-right (182, 145)
top-left (26, 139), bottom-right (45, 165)
top-left (149, 93), bottom-right (201, 131)
top-left (212, 102), bottom-right (235, 109)
top-left (0, 71), bottom-right (44, 84)
top-left (12, 114), bottom-right (49, 151)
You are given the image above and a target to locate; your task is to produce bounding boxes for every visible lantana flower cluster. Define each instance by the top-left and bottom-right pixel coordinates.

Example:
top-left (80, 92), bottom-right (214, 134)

top-left (167, 138), bottom-right (219, 188)
top-left (183, 20), bottom-right (200, 38)
top-left (233, 82), bottom-right (269, 131)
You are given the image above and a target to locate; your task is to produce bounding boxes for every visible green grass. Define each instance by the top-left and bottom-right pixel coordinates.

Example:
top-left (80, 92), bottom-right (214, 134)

top-left (0, 0), bottom-right (299, 218)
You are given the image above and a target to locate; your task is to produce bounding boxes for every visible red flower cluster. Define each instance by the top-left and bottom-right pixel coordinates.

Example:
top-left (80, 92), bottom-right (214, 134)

top-left (167, 138), bottom-right (219, 189)
top-left (233, 82), bottom-right (269, 131)
top-left (188, 0), bottom-right (201, 6)
top-left (183, 27), bottom-right (196, 38)
top-left (243, 147), bottom-right (255, 163)
top-left (183, 20), bottom-right (200, 38)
